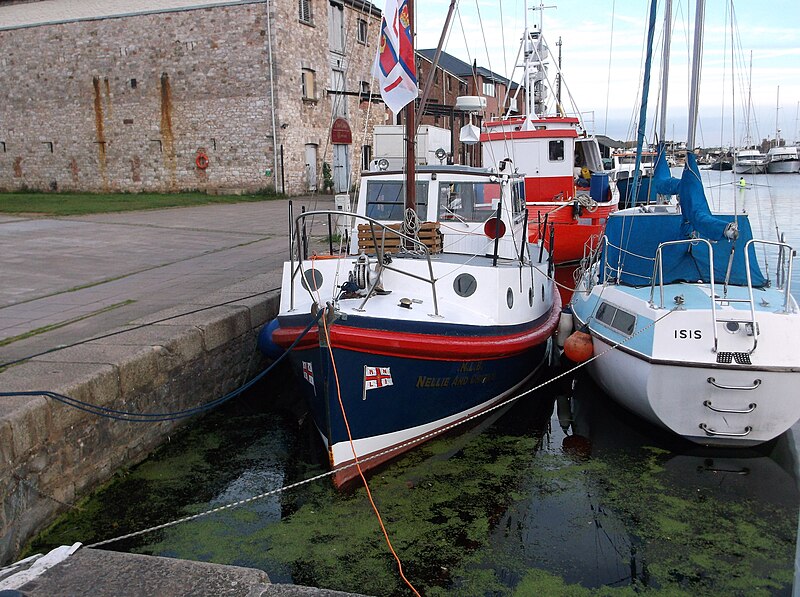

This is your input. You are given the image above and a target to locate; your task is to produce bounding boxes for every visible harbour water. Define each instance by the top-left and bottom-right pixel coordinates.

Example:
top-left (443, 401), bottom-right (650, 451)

top-left (27, 171), bottom-right (800, 596)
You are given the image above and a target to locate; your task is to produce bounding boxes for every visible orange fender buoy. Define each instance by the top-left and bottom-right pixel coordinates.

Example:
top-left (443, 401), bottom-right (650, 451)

top-left (563, 329), bottom-right (593, 363)
top-left (195, 152), bottom-right (210, 170)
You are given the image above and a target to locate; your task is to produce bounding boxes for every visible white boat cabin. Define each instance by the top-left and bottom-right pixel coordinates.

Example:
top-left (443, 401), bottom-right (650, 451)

top-left (349, 165), bottom-right (528, 260)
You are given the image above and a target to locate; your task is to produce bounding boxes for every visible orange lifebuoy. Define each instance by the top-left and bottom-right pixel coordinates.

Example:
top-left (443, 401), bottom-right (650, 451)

top-left (195, 153), bottom-right (209, 170)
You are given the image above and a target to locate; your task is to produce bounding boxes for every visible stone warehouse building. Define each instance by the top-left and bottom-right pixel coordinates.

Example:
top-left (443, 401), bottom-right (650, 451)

top-left (0, 0), bottom-right (388, 195)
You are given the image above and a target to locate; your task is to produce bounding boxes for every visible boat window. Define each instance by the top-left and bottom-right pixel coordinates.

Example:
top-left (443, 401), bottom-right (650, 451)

top-left (595, 301), bottom-right (636, 336)
top-left (438, 181), bottom-right (501, 222)
top-left (612, 309), bottom-right (636, 335)
top-left (548, 140), bottom-right (564, 161)
top-left (365, 181), bottom-right (428, 221)
top-left (511, 181), bottom-right (526, 220)
top-left (453, 273), bottom-right (477, 297)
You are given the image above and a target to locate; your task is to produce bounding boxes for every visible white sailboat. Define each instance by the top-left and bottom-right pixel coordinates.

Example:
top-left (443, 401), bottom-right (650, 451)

top-left (569, 0), bottom-right (800, 447)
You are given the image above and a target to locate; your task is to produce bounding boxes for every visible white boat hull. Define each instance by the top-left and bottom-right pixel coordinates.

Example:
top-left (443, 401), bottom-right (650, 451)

top-left (586, 334), bottom-right (800, 447)
top-left (733, 162), bottom-right (766, 174)
top-left (767, 159), bottom-right (800, 174)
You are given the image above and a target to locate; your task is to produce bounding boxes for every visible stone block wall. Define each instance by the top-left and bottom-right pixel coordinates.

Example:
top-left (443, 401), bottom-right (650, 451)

top-left (0, 290), bottom-right (280, 565)
top-left (0, 0), bottom-right (387, 196)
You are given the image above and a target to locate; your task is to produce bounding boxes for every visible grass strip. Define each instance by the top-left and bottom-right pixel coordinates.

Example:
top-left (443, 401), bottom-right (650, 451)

top-left (0, 300), bottom-right (135, 347)
top-left (0, 192), bottom-right (282, 216)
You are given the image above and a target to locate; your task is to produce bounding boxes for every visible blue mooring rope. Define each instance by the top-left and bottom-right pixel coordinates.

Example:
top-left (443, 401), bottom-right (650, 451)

top-left (0, 310), bottom-right (322, 422)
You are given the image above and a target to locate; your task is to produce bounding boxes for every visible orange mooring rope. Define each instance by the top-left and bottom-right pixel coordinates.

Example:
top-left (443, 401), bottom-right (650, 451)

top-left (320, 307), bottom-right (422, 597)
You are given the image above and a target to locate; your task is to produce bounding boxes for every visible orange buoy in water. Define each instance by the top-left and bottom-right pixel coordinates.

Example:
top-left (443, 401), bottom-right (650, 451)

top-left (563, 329), bottom-right (593, 363)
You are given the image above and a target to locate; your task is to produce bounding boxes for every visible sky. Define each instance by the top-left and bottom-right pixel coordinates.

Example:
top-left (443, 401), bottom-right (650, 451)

top-left (413, 0), bottom-right (800, 147)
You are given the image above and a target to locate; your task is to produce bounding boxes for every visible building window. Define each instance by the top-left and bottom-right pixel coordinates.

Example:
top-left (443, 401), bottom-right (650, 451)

top-left (446, 77), bottom-right (451, 92)
top-left (299, 0), bottom-right (312, 24)
top-left (360, 80), bottom-right (370, 98)
top-left (357, 18), bottom-right (368, 44)
top-left (301, 68), bottom-right (316, 100)
top-left (548, 140), bottom-right (565, 161)
top-left (460, 82), bottom-right (467, 94)
top-left (331, 68), bottom-right (346, 117)
top-left (434, 70), bottom-right (439, 85)
top-left (362, 144), bottom-right (372, 170)
top-left (482, 81), bottom-right (496, 97)
top-left (329, 1), bottom-right (344, 53)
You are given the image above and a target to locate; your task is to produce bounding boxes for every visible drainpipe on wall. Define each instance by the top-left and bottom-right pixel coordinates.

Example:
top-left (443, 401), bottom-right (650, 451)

top-left (265, 0), bottom-right (279, 192)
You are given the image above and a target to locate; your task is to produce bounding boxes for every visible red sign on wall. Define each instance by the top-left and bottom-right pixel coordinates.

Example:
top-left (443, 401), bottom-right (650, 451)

top-left (331, 118), bottom-right (352, 144)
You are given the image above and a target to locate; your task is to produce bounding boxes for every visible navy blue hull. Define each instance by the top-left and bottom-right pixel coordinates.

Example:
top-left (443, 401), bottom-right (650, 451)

top-left (288, 341), bottom-right (549, 453)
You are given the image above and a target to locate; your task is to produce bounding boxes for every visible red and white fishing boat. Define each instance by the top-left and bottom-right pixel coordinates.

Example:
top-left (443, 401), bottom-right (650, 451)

top-left (480, 7), bottom-right (617, 270)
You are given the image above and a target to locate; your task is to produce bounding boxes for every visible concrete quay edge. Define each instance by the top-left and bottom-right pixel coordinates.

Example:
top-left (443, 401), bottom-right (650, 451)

top-left (0, 278), bottom-right (281, 566)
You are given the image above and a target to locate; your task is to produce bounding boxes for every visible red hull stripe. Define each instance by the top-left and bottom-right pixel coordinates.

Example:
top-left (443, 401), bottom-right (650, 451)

top-left (272, 326), bottom-right (319, 350)
top-left (484, 116), bottom-right (580, 128)
top-left (481, 129), bottom-right (577, 141)
top-left (272, 293), bottom-right (562, 361)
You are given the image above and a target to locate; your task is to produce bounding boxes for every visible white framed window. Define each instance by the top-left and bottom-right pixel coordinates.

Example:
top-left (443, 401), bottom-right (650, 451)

top-left (482, 81), bottom-right (496, 97)
top-left (299, 0), bottom-right (313, 24)
top-left (301, 68), bottom-right (316, 100)
top-left (328, 1), bottom-right (344, 53)
top-left (331, 68), bottom-right (347, 117)
top-left (357, 19), bottom-right (368, 44)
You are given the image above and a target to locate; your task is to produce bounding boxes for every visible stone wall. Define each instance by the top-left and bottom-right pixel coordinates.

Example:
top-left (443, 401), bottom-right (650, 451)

top-left (0, 290), bottom-right (280, 565)
top-left (0, 0), bottom-right (386, 196)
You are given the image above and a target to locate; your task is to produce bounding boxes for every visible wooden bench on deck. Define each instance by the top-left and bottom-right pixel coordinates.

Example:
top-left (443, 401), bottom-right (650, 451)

top-left (357, 222), bottom-right (443, 254)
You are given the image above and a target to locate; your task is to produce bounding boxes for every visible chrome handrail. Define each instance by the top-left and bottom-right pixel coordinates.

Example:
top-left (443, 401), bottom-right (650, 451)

top-left (290, 210), bottom-right (440, 317)
top-left (744, 239), bottom-right (796, 313)
top-left (649, 238), bottom-right (719, 352)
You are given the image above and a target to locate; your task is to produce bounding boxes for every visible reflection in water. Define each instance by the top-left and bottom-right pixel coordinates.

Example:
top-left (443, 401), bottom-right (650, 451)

top-left (26, 361), bottom-right (799, 596)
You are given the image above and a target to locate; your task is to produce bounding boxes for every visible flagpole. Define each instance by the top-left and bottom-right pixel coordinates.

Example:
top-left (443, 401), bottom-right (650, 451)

top-left (404, 0), bottom-right (416, 216)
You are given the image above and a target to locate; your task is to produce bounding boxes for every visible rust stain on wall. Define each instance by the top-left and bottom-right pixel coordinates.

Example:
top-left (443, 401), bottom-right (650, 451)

top-left (103, 77), bottom-right (113, 120)
top-left (92, 76), bottom-right (108, 190)
top-left (130, 155), bottom-right (141, 183)
top-left (159, 72), bottom-right (177, 189)
top-left (13, 157), bottom-right (22, 178)
top-left (69, 157), bottom-right (80, 183)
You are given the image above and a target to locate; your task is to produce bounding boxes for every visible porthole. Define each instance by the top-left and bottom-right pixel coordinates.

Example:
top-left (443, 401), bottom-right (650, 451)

top-left (528, 287), bottom-right (534, 307)
top-left (301, 268), bottom-right (324, 291)
top-left (541, 284), bottom-right (545, 301)
top-left (453, 273), bottom-right (477, 297)
top-left (506, 287), bottom-right (514, 309)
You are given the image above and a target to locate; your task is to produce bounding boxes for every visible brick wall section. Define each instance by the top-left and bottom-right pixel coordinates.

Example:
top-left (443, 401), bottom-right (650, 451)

top-left (0, 290), bottom-right (280, 565)
top-left (0, 0), bottom-right (386, 195)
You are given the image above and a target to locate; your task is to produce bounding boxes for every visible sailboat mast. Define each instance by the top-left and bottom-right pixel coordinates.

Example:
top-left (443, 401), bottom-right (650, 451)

top-left (686, 0), bottom-right (705, 151)
top-left (404, 0), bottom-right (416, 213)
top-left (775, 85), bottom-right (780, 147)
top-left (630, 0), bottom-right (658, 203)
top-left (658, 0), bottom-right (672, 143)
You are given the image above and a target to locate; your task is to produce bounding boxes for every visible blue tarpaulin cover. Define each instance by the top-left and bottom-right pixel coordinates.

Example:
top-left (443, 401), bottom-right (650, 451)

top-left (603, 153), bottom-right (766, 287)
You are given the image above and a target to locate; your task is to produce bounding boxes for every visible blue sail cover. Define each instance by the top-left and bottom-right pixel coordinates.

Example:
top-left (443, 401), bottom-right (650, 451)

top-left (653, 149), bottom-right (680, 196)
top-left (603, 153), bottom-right (766, 287)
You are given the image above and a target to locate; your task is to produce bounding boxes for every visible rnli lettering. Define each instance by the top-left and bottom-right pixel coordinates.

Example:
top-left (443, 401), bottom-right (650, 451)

top-left (674, 329), bottom-right (702, 339)
top-left (459, 362), bottom-right (483, 373)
